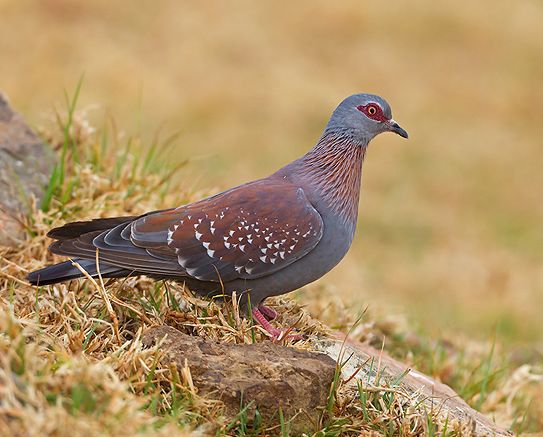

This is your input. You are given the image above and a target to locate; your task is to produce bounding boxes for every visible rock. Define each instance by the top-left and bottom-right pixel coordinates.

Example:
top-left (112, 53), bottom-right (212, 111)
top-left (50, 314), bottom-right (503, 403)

top-left (0, 92), bottom-right (54, 246)
top-left (142, 326), bottom-right (336, 433)
top-left (142, 325), bottom-right (512, 435)
top-left (313, 335), bottom-right (512, 436)
top-left (142, 324), bottom-right (513, 435)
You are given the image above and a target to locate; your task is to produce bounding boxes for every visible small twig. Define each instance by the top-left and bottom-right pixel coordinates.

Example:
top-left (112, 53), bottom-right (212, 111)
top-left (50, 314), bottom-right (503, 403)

top-left (181, 358), bottom-right (196, 395)
top-left (87, 317), bottom-right (115, 328)
top-left (231, 291), bottom-right (241, 329)
top-left (344, 356), bottom-right (372, 385)
top-left (108, 294), bottom-right (154, 325)
top-left (182, 322), bottom-right (240, 334)
top-left (0, 254), bottom-right (30, 272)
top-left (71, 254), bottom-right (121, 343)
top-left (0, 270), bottom-right (29, 286)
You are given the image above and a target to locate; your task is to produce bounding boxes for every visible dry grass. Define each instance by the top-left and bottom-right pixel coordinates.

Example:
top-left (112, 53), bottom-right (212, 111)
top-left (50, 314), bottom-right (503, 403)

top-left (0, 111), bottom-right (542, 435)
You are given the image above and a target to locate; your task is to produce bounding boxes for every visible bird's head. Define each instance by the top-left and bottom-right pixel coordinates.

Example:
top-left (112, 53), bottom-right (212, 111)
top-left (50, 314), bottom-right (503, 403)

top-left (325, 93), bottom-right (408, 144)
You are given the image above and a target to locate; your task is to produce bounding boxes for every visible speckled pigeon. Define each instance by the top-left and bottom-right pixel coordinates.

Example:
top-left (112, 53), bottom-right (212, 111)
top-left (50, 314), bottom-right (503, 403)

top-left (28, 94), bottom-right (408, 339)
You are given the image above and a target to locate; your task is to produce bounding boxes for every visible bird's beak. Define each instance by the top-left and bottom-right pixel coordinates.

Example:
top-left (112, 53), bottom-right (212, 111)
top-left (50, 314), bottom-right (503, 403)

top-left (387, 119), bottom-right (409, 139)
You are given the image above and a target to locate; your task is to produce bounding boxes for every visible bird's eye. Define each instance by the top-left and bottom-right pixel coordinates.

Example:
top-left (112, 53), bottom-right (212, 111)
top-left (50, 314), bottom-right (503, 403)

top-left (357, 103), bottom-right (386, 121)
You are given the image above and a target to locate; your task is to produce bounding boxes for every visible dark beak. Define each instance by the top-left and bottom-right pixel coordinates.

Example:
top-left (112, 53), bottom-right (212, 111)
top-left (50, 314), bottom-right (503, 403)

top-left (388, 120), bottom-right (409, 139)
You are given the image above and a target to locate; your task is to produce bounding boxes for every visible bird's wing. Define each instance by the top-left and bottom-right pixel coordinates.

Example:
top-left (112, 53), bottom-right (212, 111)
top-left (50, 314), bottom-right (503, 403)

top-left (56, 179), bottom-right (324, 282)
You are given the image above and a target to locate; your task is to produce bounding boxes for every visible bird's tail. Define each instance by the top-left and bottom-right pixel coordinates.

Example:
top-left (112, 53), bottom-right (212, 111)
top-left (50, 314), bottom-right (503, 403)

top-left (27, 259), bottom-right (130, 286)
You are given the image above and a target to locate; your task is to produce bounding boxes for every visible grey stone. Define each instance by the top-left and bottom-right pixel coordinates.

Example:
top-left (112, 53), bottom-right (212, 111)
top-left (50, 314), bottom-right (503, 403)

top-left (313, 333), bottom-right (512, 436)
top-left (0, 93), bottom-right (54, 246)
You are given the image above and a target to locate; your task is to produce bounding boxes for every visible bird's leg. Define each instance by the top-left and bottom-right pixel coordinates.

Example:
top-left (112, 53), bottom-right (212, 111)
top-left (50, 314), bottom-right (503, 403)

top-left (257, 304), bottom-right (278, 321)
top-left (251, 307), bottom-right (304, 341)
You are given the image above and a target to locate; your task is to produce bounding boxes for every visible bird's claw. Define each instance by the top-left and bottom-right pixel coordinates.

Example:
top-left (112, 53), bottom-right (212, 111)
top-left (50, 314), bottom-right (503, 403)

top-left (257, 304), bottom-right (278, 321)
top-left (266, 326), bottom-right (305, 342)
top-left (251, 306), bottom-right (304, 342)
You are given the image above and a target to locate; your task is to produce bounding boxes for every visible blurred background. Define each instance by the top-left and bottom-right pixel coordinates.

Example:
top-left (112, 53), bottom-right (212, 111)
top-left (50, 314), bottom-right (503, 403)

top-left (1, 0), bottom-right (542, 346)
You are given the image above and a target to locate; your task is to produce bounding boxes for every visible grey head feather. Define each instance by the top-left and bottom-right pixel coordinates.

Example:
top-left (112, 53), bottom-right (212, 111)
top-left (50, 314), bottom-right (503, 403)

top-left (323, 93), bottom-right (396, 145)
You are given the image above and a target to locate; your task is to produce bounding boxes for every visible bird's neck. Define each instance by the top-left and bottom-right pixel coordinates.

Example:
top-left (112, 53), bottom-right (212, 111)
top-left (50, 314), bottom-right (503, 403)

top-left (293, 130), bottom-right (367, 226)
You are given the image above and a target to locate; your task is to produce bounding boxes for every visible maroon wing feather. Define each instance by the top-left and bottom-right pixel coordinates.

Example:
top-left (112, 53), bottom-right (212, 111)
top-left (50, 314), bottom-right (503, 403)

top-left (48, 179), bottom-right (323, 282)
top-left (130, 179), bottom-right (324, 281)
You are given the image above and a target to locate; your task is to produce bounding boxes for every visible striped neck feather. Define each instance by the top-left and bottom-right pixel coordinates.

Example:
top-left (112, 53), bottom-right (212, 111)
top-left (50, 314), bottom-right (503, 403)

top-left (300, 130), bottom-right (367, 226)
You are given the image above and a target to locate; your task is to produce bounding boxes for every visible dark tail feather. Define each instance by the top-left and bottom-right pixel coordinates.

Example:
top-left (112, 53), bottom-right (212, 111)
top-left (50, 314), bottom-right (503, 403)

top-left (28, 259), bottom-right (130, 286)
top-left (47, 216), bottom-right (136, 240)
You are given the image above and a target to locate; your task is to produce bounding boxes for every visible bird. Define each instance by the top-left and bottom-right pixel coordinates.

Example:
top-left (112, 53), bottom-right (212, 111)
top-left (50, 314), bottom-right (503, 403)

top-left (28, 93), bottom-right (408, 339)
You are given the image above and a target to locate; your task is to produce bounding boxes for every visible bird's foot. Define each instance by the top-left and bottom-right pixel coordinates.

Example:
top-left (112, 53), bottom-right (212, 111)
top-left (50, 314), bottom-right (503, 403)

top-left (257, 304), bottom-right (278, 321)
top-left (251, 307), bottom-right (304, 341)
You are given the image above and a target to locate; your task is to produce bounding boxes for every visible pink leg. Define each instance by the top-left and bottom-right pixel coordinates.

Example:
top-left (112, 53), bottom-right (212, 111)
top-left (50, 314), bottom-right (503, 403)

top-left (258, 304), bottom-right (278, 321)
top-left (251, 307), bottom-right (304, 341)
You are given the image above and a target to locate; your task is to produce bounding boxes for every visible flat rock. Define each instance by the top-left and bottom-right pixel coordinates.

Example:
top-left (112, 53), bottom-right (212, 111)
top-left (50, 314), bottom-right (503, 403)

top-left (0, 92), bottom-right (54, 246)
top-left (142, 326), bottom-right (336, 433)
top-left (313, 335), bottom-right (512, 436)
top-left (143, 325), bottom-right (512, 435)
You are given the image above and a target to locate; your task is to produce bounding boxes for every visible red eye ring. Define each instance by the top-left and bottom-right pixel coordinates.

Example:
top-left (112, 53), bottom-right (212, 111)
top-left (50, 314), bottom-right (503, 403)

top-left (357, 103), bottom-right (388, 122)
